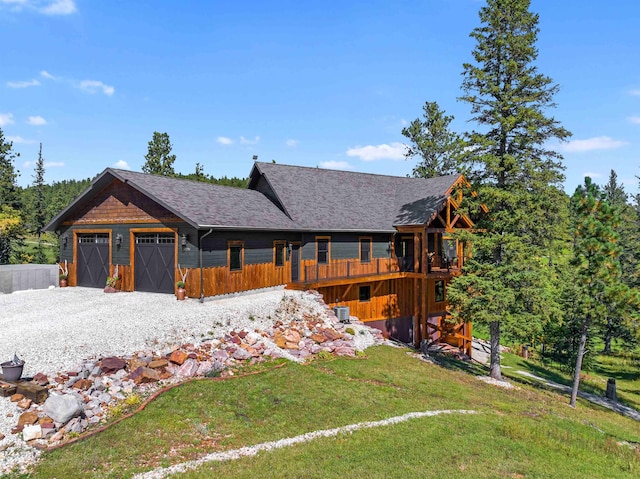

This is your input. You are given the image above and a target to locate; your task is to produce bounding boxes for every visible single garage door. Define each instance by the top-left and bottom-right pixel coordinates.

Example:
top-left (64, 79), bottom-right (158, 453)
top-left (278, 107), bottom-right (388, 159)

top-left (77, 233), bottom-right (110, 288)
top-left (134, 233), bottom-right (175, 293)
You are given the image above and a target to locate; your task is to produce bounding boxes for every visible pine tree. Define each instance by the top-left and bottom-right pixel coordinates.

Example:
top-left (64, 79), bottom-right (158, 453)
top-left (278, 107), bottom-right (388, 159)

top-left (402, 101), bottom-right (463, 178)
top-left (568, 177), bottom-right (625, 407)
top-left (31, 144), bottom-right (47, 263)
top-left (449, 0), bottom-right (571, 379)
top-left (142, 132), bottom-right (176, 176)
top-left (0, 128), bottom-right (21, 210)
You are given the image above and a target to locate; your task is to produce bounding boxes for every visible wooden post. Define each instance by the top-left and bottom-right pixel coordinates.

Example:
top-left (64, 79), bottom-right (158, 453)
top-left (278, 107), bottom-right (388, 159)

top-left (606, 378), bottom-right (617, 402)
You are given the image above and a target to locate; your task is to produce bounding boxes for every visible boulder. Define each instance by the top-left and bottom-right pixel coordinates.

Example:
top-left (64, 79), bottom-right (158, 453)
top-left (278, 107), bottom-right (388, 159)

top-left (42, 393), bottom-right (83, 424)
top-left (17, 411), bottom-right (39, 428)
top-left (169, 350), bottom-right (189, 365)
top-left (176, 359), bottom-right (199, 377)
top-left (22, 424), bottom-right (42, 441)
top-left (101, 357), bottom-right (126, 373)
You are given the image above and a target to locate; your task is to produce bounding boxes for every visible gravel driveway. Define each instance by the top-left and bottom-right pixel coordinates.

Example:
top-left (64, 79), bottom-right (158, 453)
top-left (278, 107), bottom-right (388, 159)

top-left (0, 286), bottom-right (304, 377)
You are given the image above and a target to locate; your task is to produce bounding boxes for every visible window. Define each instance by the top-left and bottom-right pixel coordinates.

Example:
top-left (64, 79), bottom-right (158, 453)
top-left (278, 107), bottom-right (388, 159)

top-left (359, 285), bottom-right (371, 302)
top-left (360, 238), bottom-right (371, 263)
top-left (229, 242), bottom-right (243, 271)
top-left (435, 280), bottom-right (445, 303)
top-left (317, 238), bottom-right (329, 264)
top-left (274, 241), bottom-right (285, 267)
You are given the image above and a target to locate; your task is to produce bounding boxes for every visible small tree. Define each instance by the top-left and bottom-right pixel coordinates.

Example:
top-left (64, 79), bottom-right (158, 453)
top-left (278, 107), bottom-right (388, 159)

top-left (402, 101), bottom-right (463, 178)
top-left (32, 144), bottom-right (47, 264)
top-left (142, 132), bottom-right (176, 176)
top-left (568, 177), bottom-right (624, 407)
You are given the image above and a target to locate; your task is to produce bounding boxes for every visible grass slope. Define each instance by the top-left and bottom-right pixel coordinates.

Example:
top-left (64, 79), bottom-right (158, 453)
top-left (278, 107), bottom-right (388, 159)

top-left (12, 346), bottom-right (640, 479)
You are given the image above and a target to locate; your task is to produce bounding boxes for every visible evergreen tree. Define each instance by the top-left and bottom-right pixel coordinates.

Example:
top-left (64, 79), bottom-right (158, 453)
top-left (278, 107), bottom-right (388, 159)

top-left (0, 128), bottom-right (21, 210)
top-left (402, 101), bottom-right (463, 178)
top-left (449, 0), bottom-right (570, 379)
top-left (142, 132), bottom-right (176, 176)
top-left (32, 144), bottom-right (47, 263)
top-left (568, 177), bottom-right (626, 407)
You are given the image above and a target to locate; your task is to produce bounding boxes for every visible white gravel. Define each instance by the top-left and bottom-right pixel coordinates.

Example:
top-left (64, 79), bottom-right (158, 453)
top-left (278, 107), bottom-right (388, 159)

top-left (0, 286), bottom-right (323, 377)
top-left (0, 285), bottom-right (343, 475)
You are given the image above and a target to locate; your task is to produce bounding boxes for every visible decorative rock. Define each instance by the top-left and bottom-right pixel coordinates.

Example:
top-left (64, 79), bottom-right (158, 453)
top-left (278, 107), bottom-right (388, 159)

top-left (149, 359), bottom-right (168, 369)
top-left (0, 433), bottom-right (4, 440)
top-left (311, 333), bottom-right (327, 343)
top-left (72, 379), bottom-right (92, 391)
top-left (176, 358), bottom-right (198, 377)
top-left (101, 357), bottom-right (126, 373)
top-left (17, 411), bottom-right (39, 429)
top-left (9, 394), bottom-right (24, 402)
top-left (232, 348), bottom-right (252, 360)
top-left (33, 372), bottom-right (49, 386)
top-left (16, 398), bottom-right (32, 409)
top-left (169, 350), bottom-right (189, 365)
top-left (42, 393), bottom-right (84, 424)
top-left (22, 424), bottom-right (42, 441)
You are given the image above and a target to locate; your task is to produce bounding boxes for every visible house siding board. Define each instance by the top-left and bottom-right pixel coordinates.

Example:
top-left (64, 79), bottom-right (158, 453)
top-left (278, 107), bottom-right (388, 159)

top-left (301, 233), bottom-right (317, 261)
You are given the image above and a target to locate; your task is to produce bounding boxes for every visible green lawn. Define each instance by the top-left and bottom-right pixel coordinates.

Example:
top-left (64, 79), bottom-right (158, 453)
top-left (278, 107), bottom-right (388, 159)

top-left (13, 346), bottom-right (640, 479)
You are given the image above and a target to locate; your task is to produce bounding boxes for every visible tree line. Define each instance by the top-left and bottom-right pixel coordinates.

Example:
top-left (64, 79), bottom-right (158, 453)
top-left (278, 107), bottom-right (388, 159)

top-left (403, 0), bottom-right (639, 406)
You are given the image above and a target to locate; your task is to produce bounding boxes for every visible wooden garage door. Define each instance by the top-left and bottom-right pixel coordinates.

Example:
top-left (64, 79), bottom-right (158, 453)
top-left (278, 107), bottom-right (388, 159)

top-left (77, 233), bottom-right (110, 288)
top-left (134, 233), bottom-right (175, 293)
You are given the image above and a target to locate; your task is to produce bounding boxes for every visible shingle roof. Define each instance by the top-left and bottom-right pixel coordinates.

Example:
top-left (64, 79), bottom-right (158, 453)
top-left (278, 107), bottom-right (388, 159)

top-left (45, 163), bottom-right (463, 233)
top-left (250, 162), bottom-right (461, 231)
top-left (44, 168), bottom-right (299, 232)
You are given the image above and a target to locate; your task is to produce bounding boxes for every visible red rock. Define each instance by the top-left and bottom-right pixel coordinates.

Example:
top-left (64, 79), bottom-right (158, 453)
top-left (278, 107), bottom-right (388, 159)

top-left (285, 341), bottom-right (299, 350)
top-left (16, 398), bottom-right (32, 409)
top-left (72, 379), bottom-right (92, 391)
top-left (149, 359), bottom-right (168, 369)
top-left (33, 373), bottom-right (49, 386)
top-left (17, 411), bottom-right (39, 428)
top-left (188, 353), bottom-right (197, 359)
top-left (230, 335), bottom-right (242, 345)
top-left (311, 333), bottom-right (327, 343)
top-left (159, 371), bottom-right (172, 380)
top-left (169, 350), bottom-right (189, 365)
top-left (323, 329), bottom-right (343, 341)
top-left (177, 359), bottom-right (199, 377)
top-left (9, 394), bottom-right (24, 402)
top-left (273, 332), bottom-right (287, 348)
top-left (101, 357), bottom-right (126, 373)
top-left (67, 371), bottom-right (78, 377)
top-left (238, 330), bottom-right (248, 339)
top-left (0, 433), bottom-right (4, 440)
top-left (128, 366), bottom-right (159, 384)
top-left (283, 330), bottom-right (302, 343)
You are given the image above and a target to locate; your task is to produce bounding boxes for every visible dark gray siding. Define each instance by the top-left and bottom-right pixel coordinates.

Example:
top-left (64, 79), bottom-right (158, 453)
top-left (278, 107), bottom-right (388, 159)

top-left (301, 233), bottom-right (318, 261)
top-left (330, 233), bottom-right (358, 260)
top-left (177, 225), bottom-right (200, 268)
top-left (59, 226), bottom-right (73, 263)
top-left (201, 231), bottom-right (300, 268)
top-left (372, 234), bottom-right (392, 258)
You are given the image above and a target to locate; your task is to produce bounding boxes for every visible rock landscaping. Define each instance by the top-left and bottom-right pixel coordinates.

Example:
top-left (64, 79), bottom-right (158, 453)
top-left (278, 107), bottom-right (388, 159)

top-left (0, 289), bottom-right (384, 474)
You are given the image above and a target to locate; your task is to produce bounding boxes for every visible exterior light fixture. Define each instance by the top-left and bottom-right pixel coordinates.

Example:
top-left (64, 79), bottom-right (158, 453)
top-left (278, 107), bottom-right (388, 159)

top-left (181, 234), bottom-right (188, 247)
top-left (62, 235), bottom-right (68, 247)
top-left (115, 234), bottom-right (123, 246)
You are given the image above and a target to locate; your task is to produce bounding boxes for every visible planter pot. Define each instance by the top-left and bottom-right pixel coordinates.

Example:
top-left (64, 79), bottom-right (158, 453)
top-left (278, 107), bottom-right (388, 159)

top-left (104, 286), bottom-right (119, 293)
top-left (59, 279), bottom-right (68, 288)
top-left (176, 288), bottom-right (186, 301)
top-left (1, 362), bottom-right (24, 381)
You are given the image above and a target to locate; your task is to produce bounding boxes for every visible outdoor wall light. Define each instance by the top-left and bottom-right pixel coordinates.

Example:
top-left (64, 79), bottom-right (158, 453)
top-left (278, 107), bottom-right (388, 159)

top-left (181, 234), bottom-right (188, 247)
top-left (115, 234), bottom-right (123, 246)
top-left (62, 235), bottom-right (68, 247)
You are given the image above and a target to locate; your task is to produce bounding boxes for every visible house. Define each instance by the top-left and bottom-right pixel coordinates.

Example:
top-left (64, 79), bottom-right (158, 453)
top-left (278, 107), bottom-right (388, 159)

top-left (44, 162), bottom-right (475, 354)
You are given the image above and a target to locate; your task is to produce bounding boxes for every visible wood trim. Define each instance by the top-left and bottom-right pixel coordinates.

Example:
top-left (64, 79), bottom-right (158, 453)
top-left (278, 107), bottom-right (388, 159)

top-left (62, 219), bottom-right (168, 226)
top-left (228, 240), bottom-right (244, 272)
top-left (359, 236), bottom-right (372, 263)
top-left (129, 227), bottom-right (178, 292)
top-left (315, 235), bottom-right (331, 264)
top-left (273, 240), bottom-right (286, 268)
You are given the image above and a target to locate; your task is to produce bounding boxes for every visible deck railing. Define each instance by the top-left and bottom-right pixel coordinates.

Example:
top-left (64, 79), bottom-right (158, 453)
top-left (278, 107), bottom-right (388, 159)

top-left (303, 258), bottom-right (399, 283)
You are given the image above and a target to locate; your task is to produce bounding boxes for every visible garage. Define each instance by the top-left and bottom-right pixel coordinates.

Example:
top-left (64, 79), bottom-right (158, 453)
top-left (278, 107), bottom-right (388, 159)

top-left (134, 233), bottom-right (175, 293)
top-left (77, 233), bottom-right (110, 288)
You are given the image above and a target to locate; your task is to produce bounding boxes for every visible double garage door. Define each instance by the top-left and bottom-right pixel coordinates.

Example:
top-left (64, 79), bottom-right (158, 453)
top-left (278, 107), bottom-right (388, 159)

top-left (76, 232), bottom-right (175, 293)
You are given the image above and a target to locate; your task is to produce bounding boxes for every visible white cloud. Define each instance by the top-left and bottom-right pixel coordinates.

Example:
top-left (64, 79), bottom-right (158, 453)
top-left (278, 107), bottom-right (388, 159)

top-left (40, 0), bottom-right (76, 15)
top-left (44, 161), bottom-right (64, 167)
top-left (7, 79), bottom-right (40, 88)
top-left (630, 89), bottom-right (640, 96)
top-left (23, 160), bottom-right (33, 168)
top-left (240, 135), bottom-right (260, 145)
top-left (628, 116), bottom-right (640, 124)
top-left (217, 136), bottom-right (233, 145)
top-left (582, 171), bottom-right (603, 179)
top-left (113, 160), bottom-right (131, 170)
top-left (6, 135), bottom-right (33, 144)
top-left (346, 142), bottom-right (406, 161)
top-left (0, 113), bottom-right (15, 126)
top-left (79, 80), bottom-right (115, 96)
top-left (319, 161), bottom-right (354, 170)
top-left (40, 70), bottom-right (55, 80)
top-left (285, 139), bottom-right (298, 147)
top-left (27, 115), bottom-right (47, 126)
top-left (560, 136), bottom-right (627, 153)
top-left (0, 0), bottom-right (77, 15)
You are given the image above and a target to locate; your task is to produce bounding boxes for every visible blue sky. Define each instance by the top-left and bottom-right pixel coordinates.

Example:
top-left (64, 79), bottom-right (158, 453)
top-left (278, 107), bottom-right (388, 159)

top-left (2, 0), bottom-right (639, 197)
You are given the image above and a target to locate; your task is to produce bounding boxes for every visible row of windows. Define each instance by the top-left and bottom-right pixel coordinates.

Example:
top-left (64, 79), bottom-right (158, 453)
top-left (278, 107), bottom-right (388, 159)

top-left (357, 281), bottom-right (445, 303)
top-left (316, 237), bottom-right (372, 264)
